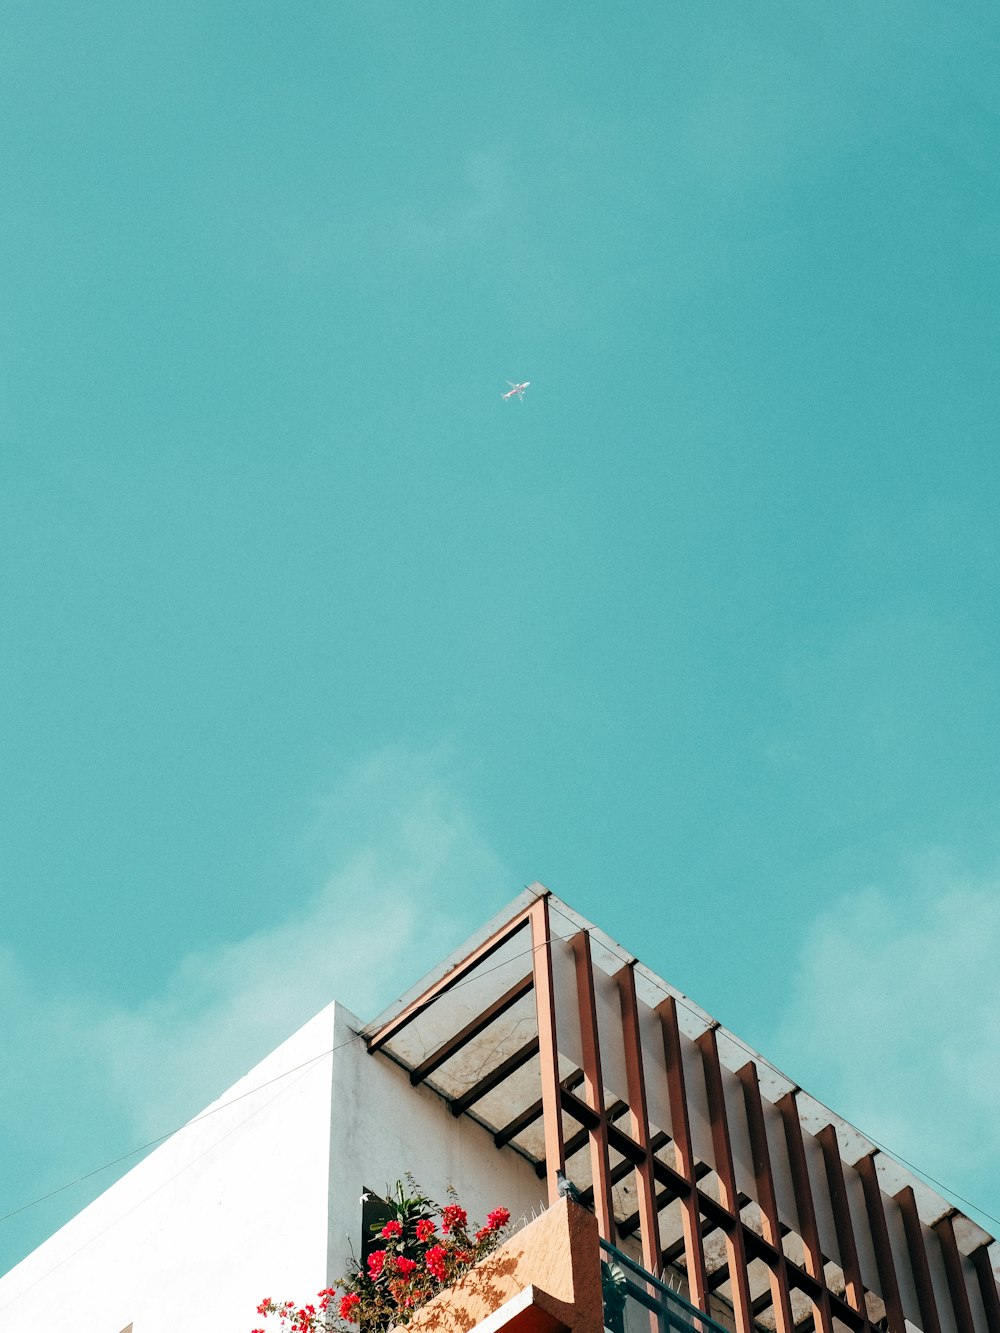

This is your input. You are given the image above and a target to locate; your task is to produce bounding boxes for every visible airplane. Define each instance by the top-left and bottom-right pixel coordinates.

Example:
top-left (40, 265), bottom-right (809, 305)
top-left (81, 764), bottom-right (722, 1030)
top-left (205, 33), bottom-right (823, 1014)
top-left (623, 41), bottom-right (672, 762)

top-left (502, 380), bottom-right (530, 402)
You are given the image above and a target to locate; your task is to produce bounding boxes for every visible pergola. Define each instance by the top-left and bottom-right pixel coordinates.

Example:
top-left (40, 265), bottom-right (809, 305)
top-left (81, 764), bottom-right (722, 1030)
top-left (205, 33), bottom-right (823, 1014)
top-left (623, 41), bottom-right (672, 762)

top-left (363, 887), bottom-right (999, 1333)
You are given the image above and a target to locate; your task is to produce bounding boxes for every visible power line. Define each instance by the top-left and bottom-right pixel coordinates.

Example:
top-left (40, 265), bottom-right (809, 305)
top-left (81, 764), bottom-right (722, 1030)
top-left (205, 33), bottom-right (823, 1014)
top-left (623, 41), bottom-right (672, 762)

top-left (0, 923), bottom-right (571, 1228)
top-left (3, 900), bottom-right (998, 1243)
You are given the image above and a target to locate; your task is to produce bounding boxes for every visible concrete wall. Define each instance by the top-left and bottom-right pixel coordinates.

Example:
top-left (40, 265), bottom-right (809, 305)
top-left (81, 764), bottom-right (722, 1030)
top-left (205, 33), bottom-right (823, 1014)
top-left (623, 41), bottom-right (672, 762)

top-left (326, 1002), bottom-right (549, 1291)
top-left (402, 1197), bottom-right (603, 1333)
top-left (0, 1005), bottom-right (338, 1333)
top-left (0, 1001), bottom-right (551, 1333)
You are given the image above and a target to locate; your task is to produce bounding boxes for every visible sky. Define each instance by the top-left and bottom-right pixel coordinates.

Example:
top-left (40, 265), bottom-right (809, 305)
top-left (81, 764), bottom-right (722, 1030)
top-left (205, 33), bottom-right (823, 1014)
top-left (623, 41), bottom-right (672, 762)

top-left (2, 0), bottom-right (999, 1279)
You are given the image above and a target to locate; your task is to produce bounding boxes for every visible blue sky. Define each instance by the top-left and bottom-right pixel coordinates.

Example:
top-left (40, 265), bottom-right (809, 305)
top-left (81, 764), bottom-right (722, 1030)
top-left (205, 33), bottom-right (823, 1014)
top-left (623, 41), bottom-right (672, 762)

top-left (2, 0), bottom-right (1000, 1276)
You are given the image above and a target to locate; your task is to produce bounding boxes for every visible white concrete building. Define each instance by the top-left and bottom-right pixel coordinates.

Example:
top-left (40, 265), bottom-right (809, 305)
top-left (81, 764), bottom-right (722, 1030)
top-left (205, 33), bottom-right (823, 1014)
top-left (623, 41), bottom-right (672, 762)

top-left (1, 887), bottom-right (996, 1333)
top-left (0, 1000), bottom-right (545, 1333)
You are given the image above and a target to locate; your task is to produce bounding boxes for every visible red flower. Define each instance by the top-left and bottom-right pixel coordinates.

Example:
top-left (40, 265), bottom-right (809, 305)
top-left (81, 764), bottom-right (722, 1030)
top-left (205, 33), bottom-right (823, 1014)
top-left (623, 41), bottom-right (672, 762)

top-left (455, 1249), bottom-right (472, 1264)
top-left (368, 1248), bottom-right (387, 1280)
top-left (380, 1219), bottom-right (403, 1239)
top-left (487, 1207), bottom-right (511, 1231)
top-left (256, 1299), bottom-right (272, 1315)
top-left (415, 1218), bottom-right (436, 1242)
top-left (441, 1205), bottom-right (467, 1234)
top-left (395, 1255), bottom-right (418, 1276)
top-left (339, 1292), bottom-right (361, 1322)
top-left (476, 1227), bottom-right (490, 1242)
top-left (426, 1243), bottom-right (447, 1282)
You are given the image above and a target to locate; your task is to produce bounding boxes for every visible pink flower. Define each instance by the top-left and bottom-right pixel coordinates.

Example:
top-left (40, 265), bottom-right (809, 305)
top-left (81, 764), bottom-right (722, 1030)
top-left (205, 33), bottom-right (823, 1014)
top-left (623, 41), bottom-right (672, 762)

top-left (426, 1244), bottom-right (447, 1282)
top-left (415, 1218), bottom-right (436, 1242)
top-left (368, 1249), bottom-right (387, 1280)
top-left (395, 1256), bottom-right (418, 1276)
top-left (486, 1207), bottom-right (510, 1231)
top-left (441, 1205), bottom-right (467, 1234)
top-left (339, 1293), bottom-right (361, 1322)
top-left (381, 1219), bottom-right (403, 1239)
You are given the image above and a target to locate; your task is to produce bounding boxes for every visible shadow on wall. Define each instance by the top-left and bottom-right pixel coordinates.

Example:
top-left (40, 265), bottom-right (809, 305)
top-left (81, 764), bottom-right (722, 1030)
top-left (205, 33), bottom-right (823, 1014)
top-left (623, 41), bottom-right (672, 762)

top-left (402, 1199), bottom-right (602, 1333)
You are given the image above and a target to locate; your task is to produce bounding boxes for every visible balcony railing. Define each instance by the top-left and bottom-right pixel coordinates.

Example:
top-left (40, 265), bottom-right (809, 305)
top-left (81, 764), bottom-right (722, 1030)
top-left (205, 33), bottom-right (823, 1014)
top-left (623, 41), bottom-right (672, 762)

top-left (601, 1240), bottom-right (730, 1333)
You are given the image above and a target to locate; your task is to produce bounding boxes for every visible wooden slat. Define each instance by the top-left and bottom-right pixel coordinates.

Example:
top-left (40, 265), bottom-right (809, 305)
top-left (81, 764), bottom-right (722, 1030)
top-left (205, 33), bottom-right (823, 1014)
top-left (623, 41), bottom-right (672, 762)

top-left (619, 1183), bottom-right (678, 1238)
top-left (657, 997), bottom-right (710, 1310)
top-left (777, 1091), bottom-right (835, 1333)
top-left (578, 1153), bottom-right (642, 1207)
top-left (895, 1186), bottom-right (942, 1333)
top-left (933, 1214), bottom-right (976, 1333)
top-left (529, 895), bottom-right (565, 1205)
top-left (970, 1245), bottom-right (1000, 1333)
top-left (410, 973), bottom-right (533, 1085)
top-left (652, 1174), bottom-right (866, 1333)
top-left (856, 1152), bottom-right (906, 1333)
top-left (367, 912), bottom-right (531, 1053)
top-left (573, 931), bottom-right (614, 1240)
top-left (449, 1037), bottom-right (539, 1116)
top-left (617, 962), bottom-right (662, 1274)
top-left (817, 1124), bottom-right (867, 1315)
top-left (564, 1101), bottom-right (628, 1163)
top-left (738, 1061), bottom-right (796, 1333)
top-left (492, 1070), bottom-right (584, 1149)
top-left (697, 1027), bottom-right (755, 1333)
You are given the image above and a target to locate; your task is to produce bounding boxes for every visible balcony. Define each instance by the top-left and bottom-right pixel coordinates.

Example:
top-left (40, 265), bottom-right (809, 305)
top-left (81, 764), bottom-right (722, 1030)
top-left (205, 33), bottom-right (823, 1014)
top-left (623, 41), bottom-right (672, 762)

top-left (600, 1241), bottom-right (730, 1333)
top-left (398, 1200), bottom-right (732, 1333)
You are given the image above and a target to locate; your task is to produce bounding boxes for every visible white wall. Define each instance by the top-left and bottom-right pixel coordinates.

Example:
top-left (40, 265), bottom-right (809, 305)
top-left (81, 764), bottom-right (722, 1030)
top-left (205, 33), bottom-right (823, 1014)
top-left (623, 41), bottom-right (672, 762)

top-left (0, 1001), bottom-right (551, 1333)
top-left (326, 1004), bottom-right (548, 1289)
top-left (0, 1005), bottom-right (338, 1333)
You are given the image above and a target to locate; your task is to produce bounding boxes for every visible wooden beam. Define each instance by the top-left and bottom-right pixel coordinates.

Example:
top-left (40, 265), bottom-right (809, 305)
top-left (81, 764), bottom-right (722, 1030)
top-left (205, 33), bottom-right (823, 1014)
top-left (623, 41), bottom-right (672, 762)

top-left (932, 1214), bottom-right (976, 1333)
top-left (817, 1124), bottom-right (867, 1316)
top-left (493, 1071), bottom-right (584, 1149)
top-left (894, 1186), bottom-right (941, 1333)
top-left (658, 997), bottom-right (710, 1311)
top-left (529, 895), bottom-right (565, 1205)
top-left (970, 1245), bottom-right (1000, 1333)
top-left (409, 973), bottom-right (534, 1085)
top-left (738, 1062), bottom-right (796, 1333)
top-left (573, 931), bottom-right (614, 1241)
top-left (449, 1036), bottom-right (539, 1117)
top-left (856, 1152), bottom-right (905, 1333)
top-left (698, 1027), bottom-right (755, 1333)
top-left (777, 1092), bottom-right (834, 1333)
top-left (367, 912), bottom-right (531, 1053)
top-left (617, 963), bottom-right (662, 1275)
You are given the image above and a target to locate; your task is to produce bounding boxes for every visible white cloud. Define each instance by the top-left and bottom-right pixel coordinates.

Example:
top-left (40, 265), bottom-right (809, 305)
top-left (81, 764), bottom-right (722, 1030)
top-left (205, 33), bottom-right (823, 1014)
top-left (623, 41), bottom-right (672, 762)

top-left (0, 745), bottom-right (512, 1267)
top-left (769, 860), bottom-right (1000, 1225)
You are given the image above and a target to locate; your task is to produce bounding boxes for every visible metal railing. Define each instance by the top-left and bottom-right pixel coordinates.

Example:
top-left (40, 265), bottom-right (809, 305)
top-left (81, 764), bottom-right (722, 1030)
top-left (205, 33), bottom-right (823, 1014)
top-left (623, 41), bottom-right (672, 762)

top-left (600, 1240), bottom-right (730, 1333)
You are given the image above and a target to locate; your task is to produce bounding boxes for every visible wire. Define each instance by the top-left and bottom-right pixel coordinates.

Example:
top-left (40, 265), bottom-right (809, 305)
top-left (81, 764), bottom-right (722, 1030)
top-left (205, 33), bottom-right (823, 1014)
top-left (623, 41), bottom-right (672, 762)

top-left (0, 918), bottom-right (571, 1229)
top-left (3, 892), bottom-right (998, 1246)
top-left (0, 1048), bottom-right (335, 1224)
top-left (0, 1058), bottom-right (325, 1316)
